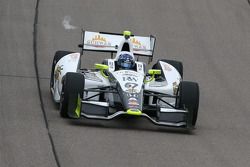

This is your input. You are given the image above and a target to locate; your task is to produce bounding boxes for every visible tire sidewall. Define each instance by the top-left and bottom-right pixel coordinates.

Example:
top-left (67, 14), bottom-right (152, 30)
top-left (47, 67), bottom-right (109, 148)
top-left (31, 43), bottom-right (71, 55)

top-left (59, 72), bottom-right (84, 118)
top-left (178, 81), bottom-right (199, 127)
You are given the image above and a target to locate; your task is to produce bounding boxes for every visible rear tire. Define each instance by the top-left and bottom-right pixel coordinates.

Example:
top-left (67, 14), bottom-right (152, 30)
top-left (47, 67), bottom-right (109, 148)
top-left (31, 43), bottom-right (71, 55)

top-left (50, 51), bottom-right (74, 89)
top-left (153, 59), bottom-right (183, 78)
top-left (60, 72), bottom-right (85, 118)
top-left (177, 81), bottom-right (199, 126)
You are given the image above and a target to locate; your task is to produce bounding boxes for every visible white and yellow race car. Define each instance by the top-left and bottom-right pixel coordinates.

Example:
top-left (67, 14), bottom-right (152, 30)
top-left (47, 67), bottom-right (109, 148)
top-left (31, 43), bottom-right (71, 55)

top-left (50, 30), bottom-right (199, 129)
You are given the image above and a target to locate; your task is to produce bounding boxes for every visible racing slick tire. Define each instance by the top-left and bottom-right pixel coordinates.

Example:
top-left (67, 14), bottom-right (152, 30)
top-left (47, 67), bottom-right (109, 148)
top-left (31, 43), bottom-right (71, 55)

top-left (177, 81), bottom-right (199, 127)
top-left (50, 51), bottom-right (74, 89)
top-left (60, 72), bottom-right (84, 118)
top-left (153, 59), bottom-right (183, 78)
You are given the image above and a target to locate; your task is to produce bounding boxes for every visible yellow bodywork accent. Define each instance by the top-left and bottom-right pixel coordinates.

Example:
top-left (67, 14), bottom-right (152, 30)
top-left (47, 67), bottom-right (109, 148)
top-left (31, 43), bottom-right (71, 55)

top-left (126, 109), bottom-right (142, 116)
top-left (74, 94), bottom-right (81, 118)
top-left (95, 63), bottom-right (109, 70)
top-left (144, 76), bottom-right (155, 83)
top-left (123, 30), bottom-right (132, 37)
top-left (95, 63), bottom-right (109, 78)
top-left (144, 69), bottom-right (161, 83)
top-left (100, 70), bottom-right (109, 78)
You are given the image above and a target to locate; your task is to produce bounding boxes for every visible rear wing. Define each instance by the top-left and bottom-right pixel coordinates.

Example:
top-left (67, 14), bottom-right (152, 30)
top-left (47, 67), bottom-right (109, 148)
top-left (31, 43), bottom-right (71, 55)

top-left (78, 30), bottom-right (156, 62)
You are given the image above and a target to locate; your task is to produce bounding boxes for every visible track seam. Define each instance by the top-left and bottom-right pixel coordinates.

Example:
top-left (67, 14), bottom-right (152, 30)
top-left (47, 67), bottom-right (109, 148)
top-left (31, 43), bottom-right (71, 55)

top-left (33, 1), bottom-right (61, 167)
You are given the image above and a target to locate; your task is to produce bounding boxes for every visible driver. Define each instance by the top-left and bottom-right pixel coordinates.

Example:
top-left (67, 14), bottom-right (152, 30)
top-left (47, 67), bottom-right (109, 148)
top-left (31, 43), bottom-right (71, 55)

top-left (117, 51), bottom-right (135, 70)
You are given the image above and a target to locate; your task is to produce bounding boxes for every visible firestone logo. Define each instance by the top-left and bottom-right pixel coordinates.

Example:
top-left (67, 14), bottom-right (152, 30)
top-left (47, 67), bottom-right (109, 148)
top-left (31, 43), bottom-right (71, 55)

top-left (87, 35), bottom-right (111, 47)
top-left (130, 38), bottom-right (146, 50)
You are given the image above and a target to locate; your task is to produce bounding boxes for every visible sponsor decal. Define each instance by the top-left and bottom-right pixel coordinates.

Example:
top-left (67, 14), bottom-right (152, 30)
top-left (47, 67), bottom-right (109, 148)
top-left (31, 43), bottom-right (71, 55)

top-left (130, 38), bottom-right (147, 51)
top-left (127, 93), bottom-right (138, 98)
top-left (108, 61), bottom-right (114, 69)
top-left (163, 64), bottom-right (172, 71)
top-left (137, 63), bottom-right (143, 71)
top-left (123, 76), bottom-right (138, 82)
top-left (68, 54), bottom-right (78, 62)
top-left (87, 34), bottom-right (111, 48)
top-left (84, 73), bottom-right (102, 82)
top-left (54, 65), bottom-right (63, 80)
top-left (149, 81), bottom-right (168, 87)
top-left (128, 97), bottom-right (139, 107)
top-left (116, 70), bottom-right (138, 76)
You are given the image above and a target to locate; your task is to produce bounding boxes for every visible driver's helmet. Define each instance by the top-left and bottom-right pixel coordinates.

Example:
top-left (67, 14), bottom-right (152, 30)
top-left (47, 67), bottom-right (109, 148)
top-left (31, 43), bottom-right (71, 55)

top-left (117, 52), bottom-right (135, 69)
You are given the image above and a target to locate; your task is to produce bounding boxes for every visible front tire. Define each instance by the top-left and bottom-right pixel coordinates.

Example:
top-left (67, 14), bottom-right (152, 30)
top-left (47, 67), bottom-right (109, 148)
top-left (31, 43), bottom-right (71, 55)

top-left (60, 72), bottom-right (85, 118)
top-left (177, 81), bottom-right (199, 127)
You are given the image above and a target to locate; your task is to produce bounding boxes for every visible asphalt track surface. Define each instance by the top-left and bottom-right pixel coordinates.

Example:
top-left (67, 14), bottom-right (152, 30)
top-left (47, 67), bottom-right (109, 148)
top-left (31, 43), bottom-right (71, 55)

top-left (1, 0), bottom-right (250, 167)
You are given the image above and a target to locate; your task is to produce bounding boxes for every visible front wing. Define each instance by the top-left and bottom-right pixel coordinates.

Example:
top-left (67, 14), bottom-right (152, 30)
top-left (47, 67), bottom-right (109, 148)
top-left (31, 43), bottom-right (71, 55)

top-left (76, 100), bottom-right (192, 129)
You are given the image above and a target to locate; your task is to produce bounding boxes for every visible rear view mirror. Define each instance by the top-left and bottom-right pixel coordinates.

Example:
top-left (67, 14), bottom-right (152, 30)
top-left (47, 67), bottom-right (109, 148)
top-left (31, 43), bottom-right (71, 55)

top-left (148, 69), bottom-right (161, 75)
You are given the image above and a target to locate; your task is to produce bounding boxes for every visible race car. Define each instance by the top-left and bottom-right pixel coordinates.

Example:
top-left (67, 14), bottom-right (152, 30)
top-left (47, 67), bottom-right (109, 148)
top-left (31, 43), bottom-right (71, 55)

top-left (50, 30), bottom-right (199, 129)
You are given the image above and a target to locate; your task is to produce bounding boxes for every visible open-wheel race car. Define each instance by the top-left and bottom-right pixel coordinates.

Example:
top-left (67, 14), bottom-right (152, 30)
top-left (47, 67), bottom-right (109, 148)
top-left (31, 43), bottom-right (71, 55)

top-left (50, 30), bottom-right (199, 129)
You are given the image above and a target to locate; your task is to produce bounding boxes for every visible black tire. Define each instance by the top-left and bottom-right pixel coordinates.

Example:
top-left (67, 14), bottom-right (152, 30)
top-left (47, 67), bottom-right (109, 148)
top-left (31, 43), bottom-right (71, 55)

top-left (152, 59), bottom-right (183, 78)
top-left (177, 81), bottom-right (199, 126)
top-left (50, 51), bottom-right (74, 89)
top-left (60, 72), bottom-right (85, 118)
